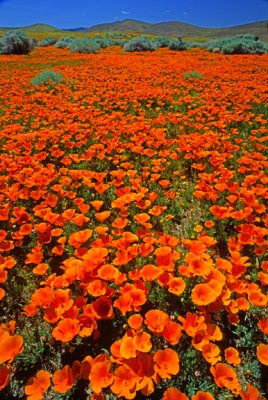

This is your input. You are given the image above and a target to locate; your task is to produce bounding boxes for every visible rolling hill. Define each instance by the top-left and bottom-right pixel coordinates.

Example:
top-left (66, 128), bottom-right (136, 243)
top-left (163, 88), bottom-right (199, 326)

top-left (0, 19), bottom-right (267, 40)
top-left (86, 19), bottom-right (268, 39)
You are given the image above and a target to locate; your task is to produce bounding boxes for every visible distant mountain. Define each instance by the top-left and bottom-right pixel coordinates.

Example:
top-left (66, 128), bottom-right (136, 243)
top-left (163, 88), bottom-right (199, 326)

top-left (86, 19), bottom-right (268, 39)
top-left (87, 19), bottom-right (152, 33)
top-left (0, 19), bottom-right (267, 40)
top-left (0, 23), bottom-right (63, 33)
top-left (62, 27), bottom-right (88, 32)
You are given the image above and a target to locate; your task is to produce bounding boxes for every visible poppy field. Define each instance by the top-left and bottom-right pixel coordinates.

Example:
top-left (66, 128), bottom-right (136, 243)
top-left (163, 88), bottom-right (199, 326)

top-left (0, 44), bottom-right (267, 399)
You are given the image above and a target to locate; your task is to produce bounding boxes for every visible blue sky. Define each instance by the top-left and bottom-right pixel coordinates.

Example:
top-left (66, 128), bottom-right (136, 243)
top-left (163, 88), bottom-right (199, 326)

top-left (0, 0), bottom-right (267, 29)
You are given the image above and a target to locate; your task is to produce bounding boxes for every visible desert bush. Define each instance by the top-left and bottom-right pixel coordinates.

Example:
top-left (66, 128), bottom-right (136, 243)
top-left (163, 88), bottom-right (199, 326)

top-left (69, 38), bottom-right (100, 53)
top-left (123, 36), bottom-right (157, 52)
top-left (153, 36), bottom-right (171, 48)
top-left (206, 34), bottom-right (268, 54)
top-left (54, 36), bottom-right (74, 48)
top-left (168, 37), bottom-right (187, 51)
top-left (95, 37), bottom-right (117, 48)
top-left (0, 30), bottom-right (36, 55)
top-left (38, 37), bottom-right (57, 47)
top-left (31, 70), bottom-right (64, 86)
top-left (183, 70), bottom-right (203, 79)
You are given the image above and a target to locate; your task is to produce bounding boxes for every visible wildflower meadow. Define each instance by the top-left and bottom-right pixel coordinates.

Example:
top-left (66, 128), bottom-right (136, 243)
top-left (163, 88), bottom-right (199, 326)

top-left (0, 42), bottom-right (267, 399)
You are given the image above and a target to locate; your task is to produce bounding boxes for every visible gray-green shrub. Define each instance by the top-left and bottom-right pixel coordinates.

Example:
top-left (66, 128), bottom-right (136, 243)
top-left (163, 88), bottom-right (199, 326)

top-left (206, 34), bottom-right (268, 54)
top-left (69, 38), bottom-right (100, 54)
top-left (183, 71), bottom-right (203, 79)
top-left (54, 36), bottom-right (74, 48)
top-left (123, 36), bottom-right (157, 52)
top-left (38, 37), bottom-right (57, 47)
top-left (152, 36), bottom-right (171, 48)
top-left (31, 70), bottom-right (64, 86)
top-left (168, 38), bottom-right (187, 51)
top-left (0, 30), bottom-right (36, 55)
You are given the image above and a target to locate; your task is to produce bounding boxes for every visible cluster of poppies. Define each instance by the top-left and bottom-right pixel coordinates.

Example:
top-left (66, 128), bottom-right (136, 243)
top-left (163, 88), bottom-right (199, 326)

top-left (0, 45), bottom-right (267, 399)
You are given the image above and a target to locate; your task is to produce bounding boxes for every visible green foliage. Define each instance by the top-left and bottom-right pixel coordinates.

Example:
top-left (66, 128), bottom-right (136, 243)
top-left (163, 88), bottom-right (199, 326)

top-left (123, 36), bottom-right (157, 52)
top-left (183, 70), bottom-right (203, 79)
top-left (168, 37), bottom-right (187, 51)
top-left (152, 36), bottom-right (171, 48)
top-left (54, 36), bottom-right (74, 48)
top-left (31, 70), bottom-right (64, 86)
top-left (69, 38), bottom-right (100, 54)
top-left (0, 30), bottom-right (36, 55)
top-left (38, 36), bottom-right (57, 47)
top-left (206, 34), bottom-right (268, 54)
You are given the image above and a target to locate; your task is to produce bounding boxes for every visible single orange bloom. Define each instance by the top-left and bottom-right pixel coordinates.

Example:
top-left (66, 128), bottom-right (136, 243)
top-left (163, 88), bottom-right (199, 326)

top-left (120, 336), bottom-right (137, 359)
top-left (0, 364), bottom-right (10, 391)
top-left (128, 314), bottom-right (143, 330)
top-left (154, 348), bottom-right (180, 379)
top-left (257, 343), bottom-right (268, 365)
top-left (162, 319), bottom-right (182, 345)
top-left (92, 297), bottom-right (114, 320)
top-left (168, 277), bottom-right (186, 297)
top-left (52, 318), bottom-right (80, 342)
top-left (0, 287), bottom-right (5, 300)
top-left (32, 263), bottom-right (49, 275)
top-left (192, 391), bottom-right (216, 400)
top-left (224, 347), bottom-right (241, 365)
top-left (192, 283), bottom-right (218, 306)
top-left (145, 309), bottom-right (169, 334)
top-left (94, 211), bottom-right (111, 222)
top-left (0, 334), bottom-right (24, 363)
top-left (89, 360), bottom-right (113, 394)
top-left (210, 363), bottom-right (241, 393)
top-left (98, 264), bottom-right (119, 282)
top-left (53, 365), bottom-right (74, 394)
top-left (133, 331), bottom-right (152, 353)
top-left (248, 290), bottom-right (267, 307)
top-left (140, 264), bottom-right (162, 281)
top-left (161, 387), bottom-right (189, 400)
top-left (25, 370), bottom-right (51, 400)
top-left (69, 229), bottom-right (93, 248)
top-left (202, 343), bottom-right (221, 365)
top-left (110, 365), bottom-right (138, 399)
top-left (257, 317), bottom-right (268, 334)
top-left (240, 384), bottom-right (264, 400)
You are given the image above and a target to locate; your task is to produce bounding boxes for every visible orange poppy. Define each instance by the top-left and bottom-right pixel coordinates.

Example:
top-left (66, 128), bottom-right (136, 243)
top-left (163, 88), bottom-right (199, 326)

top-left (202, 343), bottom-right (221, 365)
top-left (161, 387), bottom-right (189, 400)
top-left (128, 314), bottom-right (143, 330)
top-left (210, 363), bottom-right (241, 393)
top-left (53, 365), bottom-right (74, 393)
top-left (120, 336), bottom-right (137, 359)
top-left (256, 343), bottom-right (268, 366)
top-left (52, 318), bottom-right (80, 342)
top-left (32, 263), bottom-right (49, 275)
top-left (257, 317), bottom-right (268, 334)
top-left (224, 347), bottom-right (241, 365)
top-left (162, 319), bottom-right (182, 345)
top-left (168, 277), bottom-right (186, 297)
top-left (140, 264), bottom-right (162, 281)
top-left (145, 309), bottom-right (169, 334)
top-left (110, 364), bottom-right (138, 399)
top-left (92, 297), bottom-right (114, 320)
top-left (0, 364), bottom-right (10, 391)
top-left (89, 360), bottom-right (113, 394)
top-left (133, 331), bottom-right (152, 353)
top-left (153, 348), bottom-right (180, 379)
top-left (0, 334), bottom-right (24, 363)
top-left (25, 370), bottom-right (51, 400)
top-left (191, 283), bottom-right (218, 306)
top-left (94, 211), bottom-right (111, 222)
top-left (240, 384), bottom-right (264, 400)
